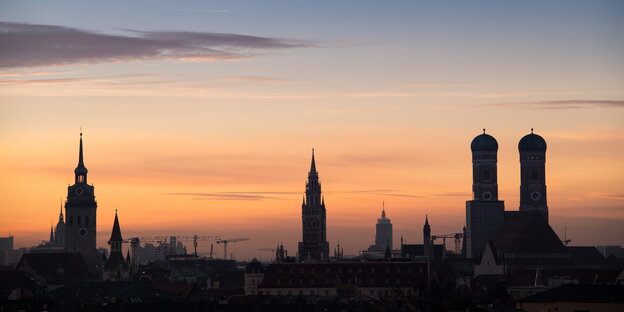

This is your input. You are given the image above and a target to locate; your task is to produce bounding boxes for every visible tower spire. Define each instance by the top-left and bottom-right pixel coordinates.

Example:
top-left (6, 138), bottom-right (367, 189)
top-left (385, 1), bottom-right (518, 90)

top-left (78, 131), bottom-right (84, 167)
top-left (59, 198), bottom-right (64, 221)
top-left (310, 148), bottom-right (316, 172)
top-left (74, 131), bottom-right (88, 183)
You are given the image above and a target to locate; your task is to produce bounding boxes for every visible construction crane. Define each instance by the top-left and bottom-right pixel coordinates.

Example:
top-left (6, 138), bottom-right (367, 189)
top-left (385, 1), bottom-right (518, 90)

top-left (123, 235), bottom-right (221, 257)
top-left (431, 233), bottom-right (463, 254)
top-left (216, 238), bottom-right (249, 260)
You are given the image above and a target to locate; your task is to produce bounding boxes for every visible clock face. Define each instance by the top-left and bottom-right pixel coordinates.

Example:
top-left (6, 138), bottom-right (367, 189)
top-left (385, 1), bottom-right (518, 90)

top-left (482, 191), bottom-right (492, 201)
top-left (531, 191), bottom-right (541, 201)
top-left (79, 228), bottom-right (88, 237)
top-left (74, 187), bottom-right (84, 196)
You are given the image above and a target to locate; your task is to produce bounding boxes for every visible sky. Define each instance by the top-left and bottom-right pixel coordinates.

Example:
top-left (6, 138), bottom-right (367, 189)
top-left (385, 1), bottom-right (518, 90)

top-left (1, 0), bottom-right (623, 260)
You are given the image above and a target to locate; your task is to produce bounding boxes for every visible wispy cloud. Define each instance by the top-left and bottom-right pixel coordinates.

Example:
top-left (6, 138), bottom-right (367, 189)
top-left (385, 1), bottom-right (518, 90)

top-left (176, 9), bottom-right (228, 13)
top-left (488, 100), bottom-right (624, 110)
top-left (220, 76), bottom-right (291, 83)
top-left (330, 189), bottom-right (422, 198)
top-left (407, 82), bottom-right (481, 88)
top-left (0, 22), bottom-right (313, 68)
top-left (168, 191), bottom-right (299, 201)
top-left (432, 192), bottom-right (471, 197)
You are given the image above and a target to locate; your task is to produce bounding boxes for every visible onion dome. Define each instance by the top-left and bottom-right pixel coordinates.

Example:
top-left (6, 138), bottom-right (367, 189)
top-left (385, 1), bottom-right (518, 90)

top-left (470, 129), bottom-right (499, 152)
top-left (519, 129), bottom-right (547, 152)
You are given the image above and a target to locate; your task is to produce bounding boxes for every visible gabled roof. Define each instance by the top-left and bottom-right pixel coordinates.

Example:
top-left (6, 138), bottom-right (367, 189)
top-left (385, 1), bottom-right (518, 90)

top-left (16, 253), bottom-right (91, 283)
top-left (493, 210), bottom-right (565, 254)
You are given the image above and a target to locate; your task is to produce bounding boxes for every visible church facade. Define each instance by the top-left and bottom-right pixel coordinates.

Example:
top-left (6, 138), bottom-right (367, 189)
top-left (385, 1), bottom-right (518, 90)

top-left (465, 129), bottom-right (550, 259)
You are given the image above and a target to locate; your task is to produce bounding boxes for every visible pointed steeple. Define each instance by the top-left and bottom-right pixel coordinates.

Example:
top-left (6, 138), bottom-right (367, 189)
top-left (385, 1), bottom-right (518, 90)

top-left (78, 131), bottom-right (84, 167)
top-left (424, 214), bottom-right (430, 228)
top-left (126, 250), bottom-right (131, 262)
top-left (59, 199), bottom-right (64, 222)
top-left (49, 224), bottom-right (54, 242)
top-left (109, 210), bottom-right (123, 243)
top-left (310, 148), bottom-right (316, 173)
top-left (74, 131), bottom-right (88, 183)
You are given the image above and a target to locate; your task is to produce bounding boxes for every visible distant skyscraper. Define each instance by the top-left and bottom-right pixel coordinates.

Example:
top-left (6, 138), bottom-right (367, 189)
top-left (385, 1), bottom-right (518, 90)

top-left (518, 129), bottom-right (548, 222)
top-left (64, 132), bottom-right (99, 268)
top-left (298, 149), bottom-right (329, 262)
top-left (373, 202), bottom-right (393, 251)
top-left (465, 130), bottom-right (505, 259)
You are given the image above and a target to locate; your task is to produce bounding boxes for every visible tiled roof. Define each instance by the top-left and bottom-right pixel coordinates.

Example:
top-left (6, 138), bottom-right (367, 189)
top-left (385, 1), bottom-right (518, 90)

top-left (16, 253), bottom-right (91, 283)
top-left (493, 211), bottom-right (565, 254)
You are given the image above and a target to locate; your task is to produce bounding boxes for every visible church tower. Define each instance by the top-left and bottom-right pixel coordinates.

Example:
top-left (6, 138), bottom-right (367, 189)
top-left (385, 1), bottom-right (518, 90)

top-left (104, 210), bottom-right (128, 280)
top-left (518, 129), bottom-right (548, 221)
top-left (298, 149), bottom-right (330, 262)
top-left (64, 132), bottom-right (98, 268)
top-left (54, 201), bottom-right (65, 246)
top-left (423, 215), bottom-right (431, 260)
top-left (465, 130), bottom-right (505, 259)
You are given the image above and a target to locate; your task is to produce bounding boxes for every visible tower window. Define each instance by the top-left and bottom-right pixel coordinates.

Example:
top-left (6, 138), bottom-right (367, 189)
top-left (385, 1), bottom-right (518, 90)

top-left (532, 168), bottom-right (538, 180)
top-left (77, 216), bottom-right (81, 226)
top-left (85, 216), bottom-right (89, 226)
top-left (483, 170), bottom-right (490, 181)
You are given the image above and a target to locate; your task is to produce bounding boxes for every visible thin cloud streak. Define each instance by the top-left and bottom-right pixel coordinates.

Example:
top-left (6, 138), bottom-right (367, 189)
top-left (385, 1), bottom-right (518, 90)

top-left (168, 191), bottom-right (300, 201)
top-left (0, 22), bottom-right (313, 68)
top-left (488, 100), bottom-right (624, 110)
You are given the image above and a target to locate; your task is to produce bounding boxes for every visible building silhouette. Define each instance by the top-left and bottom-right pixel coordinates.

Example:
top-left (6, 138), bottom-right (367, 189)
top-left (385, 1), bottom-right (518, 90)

top-left (103, 210), bottom-right (129, 280)
top-left (298, 149), bottom-right (329, 262)
top-left (367, 202), bottom-right (393, 252)
top-left (519, 129), bottom-right (548, 221)
top-left (64, 132), bottom-right (99, 271)
top-left (465, 130), bottom-right (505, 259)
top-left (53, 202), bottom-right (65, 247)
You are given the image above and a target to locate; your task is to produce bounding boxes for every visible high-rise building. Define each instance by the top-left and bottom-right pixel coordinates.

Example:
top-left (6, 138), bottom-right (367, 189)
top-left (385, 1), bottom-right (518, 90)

top-left (518, 129), bottom-right (548, 222)
top-left (371, 202), bottom-right (392, 251)
top-left (298, 149), bottom-right (330, 262)
top-left (64, 132), bottom-right (99, 269)
top-left (465, 130), bottom-right (505, 259)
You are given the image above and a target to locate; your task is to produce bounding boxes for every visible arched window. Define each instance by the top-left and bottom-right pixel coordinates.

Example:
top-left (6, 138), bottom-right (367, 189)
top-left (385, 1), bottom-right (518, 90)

top-left (77, 216), bottom-right (81, 226)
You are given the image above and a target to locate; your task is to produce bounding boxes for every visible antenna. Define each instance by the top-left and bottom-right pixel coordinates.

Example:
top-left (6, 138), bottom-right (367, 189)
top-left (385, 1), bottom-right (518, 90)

top-left (563, 222), bottom-right (572, 245)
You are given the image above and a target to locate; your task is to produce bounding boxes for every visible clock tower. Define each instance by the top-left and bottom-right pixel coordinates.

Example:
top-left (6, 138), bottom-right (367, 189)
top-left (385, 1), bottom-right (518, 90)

top-left (518, 129), bottom-right (548, 222)
top-left (64, 132), bottom-right (98, 269)
top-left (465, 130), bottom-right (505, 259)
